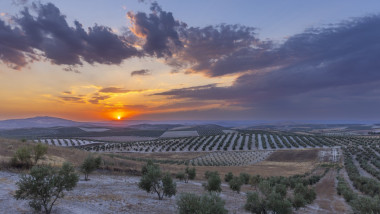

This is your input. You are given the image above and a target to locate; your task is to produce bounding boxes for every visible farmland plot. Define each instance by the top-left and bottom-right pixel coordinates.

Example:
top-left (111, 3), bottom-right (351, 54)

top-left (190, 151), bottom-right (273, 166)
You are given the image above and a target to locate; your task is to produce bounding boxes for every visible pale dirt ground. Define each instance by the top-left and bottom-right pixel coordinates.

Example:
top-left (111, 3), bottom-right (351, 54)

top-left (0, 168), bottom-right (351, 214)
top-left (0, 171), bottom-right (250, 214)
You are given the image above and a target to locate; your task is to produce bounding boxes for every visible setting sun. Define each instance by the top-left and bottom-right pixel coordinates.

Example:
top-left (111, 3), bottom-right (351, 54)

top-left (117, 116), bottom-right (121, 120)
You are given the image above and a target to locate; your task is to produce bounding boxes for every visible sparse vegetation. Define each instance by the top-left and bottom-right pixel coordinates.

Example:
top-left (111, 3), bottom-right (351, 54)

top-left (80, 155), bottom-right (101, 181)
top-left (177, 192), bottom-right (228, 214)
top-left (14, 163), bottom-right (79, 214)
top-left (138, 161), bottom-right (177, 200)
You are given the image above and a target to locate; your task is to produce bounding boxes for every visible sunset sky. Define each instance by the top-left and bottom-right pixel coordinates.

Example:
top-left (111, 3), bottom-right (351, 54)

top-left (1, 0), bottom-right (380, 121)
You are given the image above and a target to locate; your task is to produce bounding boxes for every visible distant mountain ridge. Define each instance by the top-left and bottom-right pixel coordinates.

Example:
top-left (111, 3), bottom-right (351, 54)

top-left (0, 116), bottom-right (83, 130)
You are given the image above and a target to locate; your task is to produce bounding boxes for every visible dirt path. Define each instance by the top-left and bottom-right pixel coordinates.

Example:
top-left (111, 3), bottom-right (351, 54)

top-left (296, 169), bottom-right (352, 214)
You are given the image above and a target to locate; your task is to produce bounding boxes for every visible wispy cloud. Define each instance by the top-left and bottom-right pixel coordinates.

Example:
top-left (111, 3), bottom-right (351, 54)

top-left (131, 69), bottom-right (151, 76)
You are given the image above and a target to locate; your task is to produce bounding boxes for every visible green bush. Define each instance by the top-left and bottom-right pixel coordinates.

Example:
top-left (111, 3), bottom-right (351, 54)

top-left (33, 143), bottom-right (48, 164)
top-left (11, 146), bottom-right (32, 168)
top-left (14, 163), bottom-right (78, 214)
top-left (229, 176), bottom-right (243, 193)
top-left (80, 155), bottom-right (101, 181)
top-left (267, 192), bottom-right (292, 214)
top-left (163, 173), bottom-right (177, 197)
top-left (176, 172), bottom-right (187, 182)
top-left (292, 193), bottom-right (306, 210)
top-left (239, 172), bottom-right (250, 185)
top-left (185, 167), bottom-right (196, 180)
top-left (249, 175), bottom-right (261, 188)
top-left (138, 162), bottom-right (176, 200)
top-left (204, 172), bottom-right (222, 192)
top-left (224, 172), bottom-right (234, 182)
top-left (294, 183), bottom-right (316, 204)
top-left (351, 196), bottom-right (380, 214)
top-left (245, 192), bottom-right (266, 213)
top-left (204, 171), bottom-right (219, 179)
top-left (177, 192), bottom-right (227, 214)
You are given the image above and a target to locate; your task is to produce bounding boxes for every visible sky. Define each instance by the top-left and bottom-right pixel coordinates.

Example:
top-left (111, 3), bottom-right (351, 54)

top-left (1, 0), bottom-right (380, 121)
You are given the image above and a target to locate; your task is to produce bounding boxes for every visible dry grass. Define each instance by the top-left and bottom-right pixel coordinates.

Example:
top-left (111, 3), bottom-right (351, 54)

top-left (267, 149), bottom-right (319, 162)
top-left (0, 138), bottom-right (317, 179)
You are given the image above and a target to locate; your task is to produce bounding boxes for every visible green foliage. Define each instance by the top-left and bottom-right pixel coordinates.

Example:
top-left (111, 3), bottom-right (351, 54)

top-left (292, 193), bottom-right (306, 210)
top-left (138, 162), bottom-right (176, 200)
top-left (33, 143), bottom-right (48, 164)
top-left (294, 183), bottom-right (316, 204)
top-left (244, 192), bottom-right (266, 213)
top-left (204, 172), bottom-right (222, 192)
top-left (176, 172), bottom-right (187, 182)
top-left (80, 155), bottom-right (101, 181)
top-left (11, 146), bottom-right (32, 168)
top-left (14, 163), bottom-right (78, 214)
top-left (350, 196), bottom-right (380, 214)
top-left (267, 192), bottom-right (292, 214)
top-left (141, 160), bottom-right (156, 175)
top-left (162, 173), bottom-right (177, 197)
top-left (177, 192), bottom-right (228, 214)
top-left (224, 172), bottom-right (234, 182)
top-left (249, 175), bottom-right (262, 188)
top-left (229, 176), bottom-right (243, 193)
top-left (274, 184), bottom-right (287, 198)
top-left (239, 172), bottom-right (250, 185)
top-left (259, 180), bottom-right (272, 197)
top-left (185, 167), bottom-right (196, 180)
top-left (204, 171), bottom-right (219, 179)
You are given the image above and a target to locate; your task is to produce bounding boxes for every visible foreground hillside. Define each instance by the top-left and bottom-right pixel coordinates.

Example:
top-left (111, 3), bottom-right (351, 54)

top-left (1, 134), bottom-right (379, 213)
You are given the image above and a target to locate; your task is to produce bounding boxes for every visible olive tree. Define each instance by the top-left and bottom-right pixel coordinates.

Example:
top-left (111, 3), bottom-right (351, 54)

top-left (14, 163), bottom-right (79, 214)
top-left (229, 176), bottom-right (243, 193)
top-left (80, 155), bottom-right (101, 181)
top-left (138, 162), bottom-right (176, 200)
top-left (33, 143), bottom-right (48, 164)
top-left (204, 172), bottom-right (222, 192)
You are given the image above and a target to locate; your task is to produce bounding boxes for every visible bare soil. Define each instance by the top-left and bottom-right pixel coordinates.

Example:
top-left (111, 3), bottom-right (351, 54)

top-left (0, 171), bottom-right (251, 214)
top-left (296, 169), bottom-right (352, 214)
top-left (267, 149), bottom-right (319, 162)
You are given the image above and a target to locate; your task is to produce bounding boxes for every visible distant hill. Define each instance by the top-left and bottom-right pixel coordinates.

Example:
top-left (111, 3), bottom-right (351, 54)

top-left (0, 116), bottom-right (83, 130)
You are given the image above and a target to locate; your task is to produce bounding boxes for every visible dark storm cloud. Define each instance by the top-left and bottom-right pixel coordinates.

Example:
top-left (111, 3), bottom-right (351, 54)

top-left (168, 24), bottom-right (263, 77)
top-left (127, 2), bottom-right (183, 57)
top-left (0, 19), bottom-right (32, 69)
top-left (0, 2), bottom-right (140, 69)
top-left (155, 16), bottom-right (380, 117)
top-left (131, 69), bottom-right (151, 76)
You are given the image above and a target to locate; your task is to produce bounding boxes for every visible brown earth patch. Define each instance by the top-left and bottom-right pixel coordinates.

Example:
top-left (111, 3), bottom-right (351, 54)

top-left (267, 149), bottom-right (319, 162)
top-left (296, 169), bottom-right (351, 214)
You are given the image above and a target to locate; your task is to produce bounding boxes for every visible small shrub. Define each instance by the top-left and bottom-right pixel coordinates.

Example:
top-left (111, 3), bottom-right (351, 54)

top-left (204, 172), bottom-right (222, 192)
top-left (80, 155), bottom-right (101, 181)
top-left (14, 163), bottom-right (78, 214)
top-left (11, 146), bottom-right (32, 168)
top-left (177, 192), bottom-right (227, 214)
top-left (239, 172), bottom-right (250, 184)
top-left (245, 192), bottom-right (266, 213)
top-left (229, 176), bottom-right (243, 193)
top-left (138, 162), bottom-right (176, 200)
top-left (176, 172), bottom-right (187, 182)
top-left (224, 172), bottom-right (234, 182)
top-left (185, 167), bottom-right (196, 180)
top-left (33, 143), bottom-right (48, 164)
